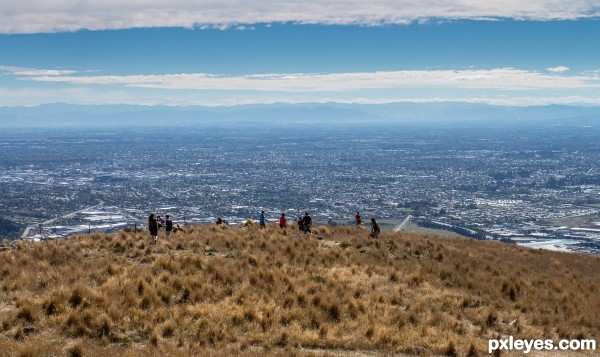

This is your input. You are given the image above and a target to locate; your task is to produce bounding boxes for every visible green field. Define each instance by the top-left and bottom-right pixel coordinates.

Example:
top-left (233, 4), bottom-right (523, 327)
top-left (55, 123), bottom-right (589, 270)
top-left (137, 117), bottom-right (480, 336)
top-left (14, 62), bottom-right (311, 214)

top-left (396, 222), bottom-right (468, 238)
top-left (320, 219), bottom-right (468, 238)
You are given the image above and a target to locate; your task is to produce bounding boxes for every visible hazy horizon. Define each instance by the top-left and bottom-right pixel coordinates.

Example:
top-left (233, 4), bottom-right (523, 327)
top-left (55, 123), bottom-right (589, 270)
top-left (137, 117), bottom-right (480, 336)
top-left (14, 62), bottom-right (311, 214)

top-left (1, 101), bottom-right (600, 128)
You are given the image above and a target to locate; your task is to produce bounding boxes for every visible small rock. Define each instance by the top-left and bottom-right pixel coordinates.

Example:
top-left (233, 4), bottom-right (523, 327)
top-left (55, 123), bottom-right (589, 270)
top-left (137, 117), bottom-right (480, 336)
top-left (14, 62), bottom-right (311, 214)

top-left (415, 346), bottom-right (427, 355)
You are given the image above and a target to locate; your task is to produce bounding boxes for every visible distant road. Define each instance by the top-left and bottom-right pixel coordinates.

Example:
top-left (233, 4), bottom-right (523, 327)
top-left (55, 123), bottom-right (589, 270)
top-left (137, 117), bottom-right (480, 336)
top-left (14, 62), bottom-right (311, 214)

top-left (394, 215), bottom-right (412, 232)
top-left (20, 226), bottom-right (34, 239)
top-left (21, 203), bottom-right (102, 239)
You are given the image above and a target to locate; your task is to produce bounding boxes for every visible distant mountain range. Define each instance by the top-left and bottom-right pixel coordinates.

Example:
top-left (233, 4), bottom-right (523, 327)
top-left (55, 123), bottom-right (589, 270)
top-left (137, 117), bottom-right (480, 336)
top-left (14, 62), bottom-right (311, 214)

top-left (1, 102), bottom-right (599, 128)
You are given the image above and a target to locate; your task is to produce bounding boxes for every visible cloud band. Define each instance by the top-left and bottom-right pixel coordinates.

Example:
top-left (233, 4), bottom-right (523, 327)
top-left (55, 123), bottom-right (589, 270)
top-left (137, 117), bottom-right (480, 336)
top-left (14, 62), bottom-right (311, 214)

top-left (7, 67), bottom-right (599, 92)
top-left (1, 0), bottom-right (599, 34)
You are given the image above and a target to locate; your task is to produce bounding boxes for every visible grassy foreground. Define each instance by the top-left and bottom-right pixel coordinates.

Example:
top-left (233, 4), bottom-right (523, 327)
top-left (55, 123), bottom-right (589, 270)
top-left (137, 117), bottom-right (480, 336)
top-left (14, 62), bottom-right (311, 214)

top-left (1, 224), bottom-right (599, 356)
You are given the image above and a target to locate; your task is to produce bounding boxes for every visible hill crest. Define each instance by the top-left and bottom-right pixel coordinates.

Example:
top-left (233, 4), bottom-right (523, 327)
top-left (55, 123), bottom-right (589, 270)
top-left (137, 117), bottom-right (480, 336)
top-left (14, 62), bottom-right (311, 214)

top-left (1, 224), bottom-right (599, 356)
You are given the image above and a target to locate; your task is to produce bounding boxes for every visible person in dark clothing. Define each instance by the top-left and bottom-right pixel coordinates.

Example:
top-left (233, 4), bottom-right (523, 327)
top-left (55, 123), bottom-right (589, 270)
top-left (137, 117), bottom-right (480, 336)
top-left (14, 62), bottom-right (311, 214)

top-left (164, 214), bottom-right (173, 239)
top-left (302, 212), bottom-right (312, 234)
top-left (370, 218), bottom-right (381, 238)
top-left (297, 216), bottom-right (304, 232)
top-left (148, 214), bottom-right (158, 243)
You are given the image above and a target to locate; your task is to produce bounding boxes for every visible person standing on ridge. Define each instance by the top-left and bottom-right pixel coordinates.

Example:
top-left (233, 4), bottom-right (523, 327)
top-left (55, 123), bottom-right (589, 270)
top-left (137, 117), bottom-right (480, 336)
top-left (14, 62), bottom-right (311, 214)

top-left (370, 218), bottom-right (381, 238)
top-left (279, 213), bottom-right (287, 229)
top-left (355, 211), bottom-right (362, 229)
top-left (259, 210), bottom-right (266, 229)
top-left (302, 212), bottom-right (312, 234)
top-left (164, 214), bottom-right (173, 240)
top-left (148, 214), bottom-right (158, 244)
top-left (156, 215), bottom-right (165, 229)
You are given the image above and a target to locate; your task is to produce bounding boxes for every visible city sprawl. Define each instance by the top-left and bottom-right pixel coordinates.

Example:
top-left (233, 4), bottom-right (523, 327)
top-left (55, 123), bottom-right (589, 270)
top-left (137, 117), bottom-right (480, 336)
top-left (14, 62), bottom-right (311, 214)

top-left (1, 119), bottom-right (600, 254)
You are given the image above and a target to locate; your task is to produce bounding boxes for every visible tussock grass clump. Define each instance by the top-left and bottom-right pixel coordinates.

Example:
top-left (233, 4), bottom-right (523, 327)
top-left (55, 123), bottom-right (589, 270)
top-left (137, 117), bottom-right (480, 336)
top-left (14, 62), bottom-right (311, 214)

top-left (0, 224), bottom-right (599, 356)
top-left (66, 343), bottom-right (84, 357)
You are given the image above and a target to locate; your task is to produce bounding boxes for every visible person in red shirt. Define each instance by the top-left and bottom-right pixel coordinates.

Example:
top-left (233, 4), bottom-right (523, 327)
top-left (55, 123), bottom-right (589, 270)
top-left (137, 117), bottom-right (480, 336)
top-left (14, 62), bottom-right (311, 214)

top-left (279, 213), bottom-right (287, 229)
top-left (355, 211), bottom-right (362, 228)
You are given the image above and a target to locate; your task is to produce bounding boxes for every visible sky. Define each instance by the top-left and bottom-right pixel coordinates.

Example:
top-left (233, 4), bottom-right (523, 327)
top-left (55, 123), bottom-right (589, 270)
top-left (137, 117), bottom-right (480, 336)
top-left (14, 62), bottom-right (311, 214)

top-left (0, 0), bottom-right (599, 107)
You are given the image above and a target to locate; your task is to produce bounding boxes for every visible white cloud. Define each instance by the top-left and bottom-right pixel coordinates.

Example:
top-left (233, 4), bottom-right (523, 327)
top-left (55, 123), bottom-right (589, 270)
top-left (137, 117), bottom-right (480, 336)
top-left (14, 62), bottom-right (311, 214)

top-left (0, 0), bottom-right (599, 33)
top-left (326, 96), bottom-right (600, 106)
top-left (0, 65), bottom-right (77, 76)
top-left (0, 87), bottom-right (138, 106)
top-left (17, 68), bottom-right (600, 92)
top-left (546, 66), bottom-right (570, 73)
top-left (3, 66), bottom-right (600, 107)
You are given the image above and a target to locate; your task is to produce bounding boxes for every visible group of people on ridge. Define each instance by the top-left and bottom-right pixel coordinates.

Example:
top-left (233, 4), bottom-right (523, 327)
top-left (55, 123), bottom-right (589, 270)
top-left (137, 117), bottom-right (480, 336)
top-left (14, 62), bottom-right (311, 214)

top-left (148, 210), bottom-right (380, 242)
top-left (355, 211), bottom-right (380, 238)
top-left (147, 214), bottom-right (183, 243)
top-left (262, 210), bottom-right (378, 237)
top-left (260, 210), bottom-right (313, 234)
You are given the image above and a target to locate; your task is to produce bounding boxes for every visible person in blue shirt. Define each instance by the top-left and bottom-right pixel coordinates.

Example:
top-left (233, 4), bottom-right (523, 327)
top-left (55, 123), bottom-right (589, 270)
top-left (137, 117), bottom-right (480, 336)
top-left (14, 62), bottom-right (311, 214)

top-left (259, 210), bottom-right (266, 229)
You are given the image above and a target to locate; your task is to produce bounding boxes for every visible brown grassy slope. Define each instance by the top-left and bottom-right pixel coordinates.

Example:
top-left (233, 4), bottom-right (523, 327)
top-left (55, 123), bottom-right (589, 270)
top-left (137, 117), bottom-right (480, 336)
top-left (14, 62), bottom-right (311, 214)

top-left (0, 224), bottom-right (599, 356)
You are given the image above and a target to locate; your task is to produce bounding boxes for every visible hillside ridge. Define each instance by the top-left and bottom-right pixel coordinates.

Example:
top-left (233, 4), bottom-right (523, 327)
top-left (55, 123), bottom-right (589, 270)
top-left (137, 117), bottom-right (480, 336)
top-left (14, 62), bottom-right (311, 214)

top-left (1, 224), bottom-right (599, 356)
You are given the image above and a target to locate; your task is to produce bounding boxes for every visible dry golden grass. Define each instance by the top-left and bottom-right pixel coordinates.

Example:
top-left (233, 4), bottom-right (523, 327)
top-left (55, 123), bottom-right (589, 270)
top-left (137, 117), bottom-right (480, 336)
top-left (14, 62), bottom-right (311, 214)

top-left (1, 223), bottom-right (599, 356)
